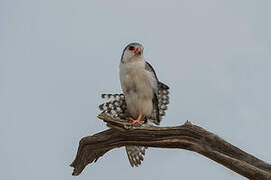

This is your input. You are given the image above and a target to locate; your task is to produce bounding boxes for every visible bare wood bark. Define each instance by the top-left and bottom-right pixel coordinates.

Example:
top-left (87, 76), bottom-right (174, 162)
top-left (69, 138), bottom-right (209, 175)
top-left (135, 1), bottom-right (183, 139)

top-left (70, 113), bottom-right (271, 180)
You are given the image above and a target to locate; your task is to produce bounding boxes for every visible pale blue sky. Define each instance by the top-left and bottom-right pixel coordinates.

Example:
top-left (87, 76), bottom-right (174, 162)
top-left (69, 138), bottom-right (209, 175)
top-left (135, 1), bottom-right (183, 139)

top-left (1, 0), bottom-right (271, 179)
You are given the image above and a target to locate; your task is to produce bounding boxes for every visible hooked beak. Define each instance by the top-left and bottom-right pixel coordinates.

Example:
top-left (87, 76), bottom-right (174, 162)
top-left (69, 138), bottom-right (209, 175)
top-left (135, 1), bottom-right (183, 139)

top-left (134, 48), bottom-right (142, 56)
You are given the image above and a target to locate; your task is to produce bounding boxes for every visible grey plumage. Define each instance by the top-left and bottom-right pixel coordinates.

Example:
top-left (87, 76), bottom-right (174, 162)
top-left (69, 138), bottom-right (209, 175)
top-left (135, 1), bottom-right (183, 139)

top-left (99, 42), bottom-right (169, 167)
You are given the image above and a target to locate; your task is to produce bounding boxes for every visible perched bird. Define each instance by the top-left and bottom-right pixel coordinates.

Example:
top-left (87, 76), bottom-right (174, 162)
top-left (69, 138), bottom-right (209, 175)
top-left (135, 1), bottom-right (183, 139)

top-left (119, 43), bottom-right (164, 124)
top-left (99, 42), bottom-right (169, 167)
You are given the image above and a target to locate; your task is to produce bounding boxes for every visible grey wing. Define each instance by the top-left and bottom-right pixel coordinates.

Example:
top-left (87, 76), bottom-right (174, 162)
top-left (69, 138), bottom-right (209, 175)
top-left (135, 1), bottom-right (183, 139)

top-left (157, 82), bottom-right (170, 118)
top-left (145, 61), bottom-right (170, 125)
top-left (148, 82), bottom-right (169, 125)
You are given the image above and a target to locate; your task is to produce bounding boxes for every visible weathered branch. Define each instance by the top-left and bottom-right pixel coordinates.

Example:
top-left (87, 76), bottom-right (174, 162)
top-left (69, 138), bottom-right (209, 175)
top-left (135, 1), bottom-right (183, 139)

top-left (71, 113), bottom-right (271, 180)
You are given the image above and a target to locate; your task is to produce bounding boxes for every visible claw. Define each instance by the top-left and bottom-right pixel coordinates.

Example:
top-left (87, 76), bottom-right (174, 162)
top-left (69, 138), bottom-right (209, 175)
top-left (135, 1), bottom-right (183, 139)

top-left (129, 113), bottom-right (144, 124)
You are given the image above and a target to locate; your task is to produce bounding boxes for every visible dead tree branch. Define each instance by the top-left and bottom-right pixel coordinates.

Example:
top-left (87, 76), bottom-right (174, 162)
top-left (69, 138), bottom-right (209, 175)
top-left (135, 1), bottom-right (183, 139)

top-left (70, 113), bottom-right (271, 180)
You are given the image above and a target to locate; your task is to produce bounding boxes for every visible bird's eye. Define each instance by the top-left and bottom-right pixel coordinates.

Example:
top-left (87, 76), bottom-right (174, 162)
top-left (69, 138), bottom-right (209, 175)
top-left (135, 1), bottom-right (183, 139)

top-left (128, 46), bottom-right (135, 51)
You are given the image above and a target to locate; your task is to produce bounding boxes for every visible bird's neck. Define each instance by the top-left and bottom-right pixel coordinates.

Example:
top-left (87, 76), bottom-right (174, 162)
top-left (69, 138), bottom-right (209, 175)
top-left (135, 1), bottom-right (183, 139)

top-left (127, 57), bottom-right (145, 67)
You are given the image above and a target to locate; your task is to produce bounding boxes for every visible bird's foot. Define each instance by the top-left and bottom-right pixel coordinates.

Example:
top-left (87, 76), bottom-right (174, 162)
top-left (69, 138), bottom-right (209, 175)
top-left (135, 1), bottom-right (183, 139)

top-left (129, 113), bottom-right (144, 125)
top-left (129, 118), bottom-right (144, 125)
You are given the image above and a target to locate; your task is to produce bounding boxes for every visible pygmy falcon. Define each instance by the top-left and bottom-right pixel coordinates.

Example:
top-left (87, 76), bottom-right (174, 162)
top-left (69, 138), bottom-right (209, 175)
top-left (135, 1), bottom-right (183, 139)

top-left (99, 42), bottom-right (170, 167)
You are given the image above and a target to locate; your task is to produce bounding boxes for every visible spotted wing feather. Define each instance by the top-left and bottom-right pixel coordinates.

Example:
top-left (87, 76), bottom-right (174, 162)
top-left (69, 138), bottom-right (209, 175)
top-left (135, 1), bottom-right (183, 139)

top-left (125, 146), bottom-right (147, 167)
top-left (99, 93), bottom-right (128, 120)
top-left (148, 82), bottom-right (170, 124)
top-left (99, 83), bottom-right (169, 122)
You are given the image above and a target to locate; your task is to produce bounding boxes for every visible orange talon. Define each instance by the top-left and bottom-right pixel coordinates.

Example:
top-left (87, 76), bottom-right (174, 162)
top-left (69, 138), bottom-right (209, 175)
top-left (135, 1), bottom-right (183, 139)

top-left (129, 113), bottom-right (144, 124)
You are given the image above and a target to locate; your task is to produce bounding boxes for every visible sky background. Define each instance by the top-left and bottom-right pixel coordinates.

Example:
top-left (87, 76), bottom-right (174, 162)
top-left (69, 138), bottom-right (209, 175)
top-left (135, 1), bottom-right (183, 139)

top-left (1, 0), bottom-right (271, 179)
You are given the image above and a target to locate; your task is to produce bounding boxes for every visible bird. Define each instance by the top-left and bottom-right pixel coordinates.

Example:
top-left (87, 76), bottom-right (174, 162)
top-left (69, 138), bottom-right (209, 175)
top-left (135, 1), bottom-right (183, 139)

top-left (99, 42), bottom-right (169, 167)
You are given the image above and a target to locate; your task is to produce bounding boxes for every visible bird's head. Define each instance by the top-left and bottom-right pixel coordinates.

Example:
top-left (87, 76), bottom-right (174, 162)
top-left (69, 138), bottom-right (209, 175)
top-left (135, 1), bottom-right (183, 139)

top-left (121, 42), bottom-right (144, 63)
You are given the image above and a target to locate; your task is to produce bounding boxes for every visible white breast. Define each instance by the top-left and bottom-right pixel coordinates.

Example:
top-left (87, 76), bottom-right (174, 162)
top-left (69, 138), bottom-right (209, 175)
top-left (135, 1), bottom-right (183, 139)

top-left (119, 59), bottom-right (154, 119)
